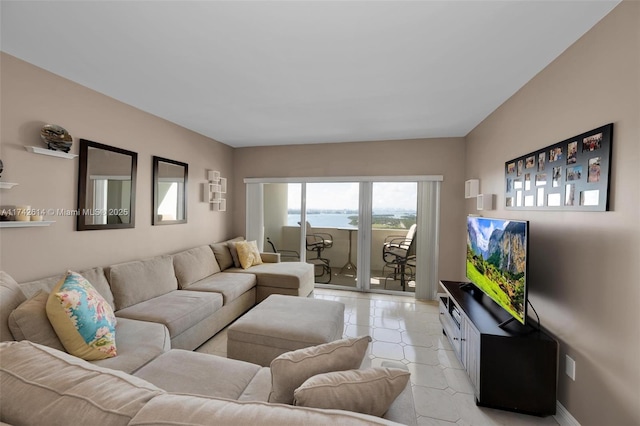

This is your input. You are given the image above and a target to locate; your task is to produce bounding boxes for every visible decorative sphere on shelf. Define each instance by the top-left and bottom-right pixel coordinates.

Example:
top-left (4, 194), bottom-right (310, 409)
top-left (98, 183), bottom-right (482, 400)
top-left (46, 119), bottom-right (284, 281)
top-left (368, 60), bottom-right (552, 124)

top-left (40, 124), bottom-right (72, 153)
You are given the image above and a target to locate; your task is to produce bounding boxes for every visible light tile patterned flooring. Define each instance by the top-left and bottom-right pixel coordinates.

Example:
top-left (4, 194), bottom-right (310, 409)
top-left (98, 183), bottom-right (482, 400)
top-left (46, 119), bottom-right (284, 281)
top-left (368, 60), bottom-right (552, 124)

top-left (197, 288), bottom-right (559, 426)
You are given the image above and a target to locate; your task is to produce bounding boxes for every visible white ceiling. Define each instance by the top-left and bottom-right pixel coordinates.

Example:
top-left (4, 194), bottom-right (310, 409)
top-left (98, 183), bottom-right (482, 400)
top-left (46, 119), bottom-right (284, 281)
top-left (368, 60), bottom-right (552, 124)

top-left (1, 1), bottom-right (620, 148)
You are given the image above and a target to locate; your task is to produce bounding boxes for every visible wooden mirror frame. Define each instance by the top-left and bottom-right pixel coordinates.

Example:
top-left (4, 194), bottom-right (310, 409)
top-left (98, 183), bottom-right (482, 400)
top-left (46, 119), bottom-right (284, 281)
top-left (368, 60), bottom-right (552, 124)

top-left (152, 156), bottom-right (188, 225)
top-left (77, 139), bottom-right (138, 231)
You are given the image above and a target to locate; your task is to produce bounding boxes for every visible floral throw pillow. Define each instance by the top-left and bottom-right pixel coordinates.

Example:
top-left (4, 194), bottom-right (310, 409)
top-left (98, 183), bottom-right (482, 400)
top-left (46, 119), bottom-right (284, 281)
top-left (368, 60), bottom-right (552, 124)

top-left (46, 271), bottom-right (117, 360)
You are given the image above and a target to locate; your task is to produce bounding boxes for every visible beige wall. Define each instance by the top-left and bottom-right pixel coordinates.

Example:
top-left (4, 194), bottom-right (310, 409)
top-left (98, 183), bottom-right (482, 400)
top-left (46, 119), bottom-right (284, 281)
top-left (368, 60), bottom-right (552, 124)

top-left (0, 53), bottom-right (234, 282)
top-left (465, 2), bottom-right (639, 425)
top-left (232, 137), bottom-right (468, 285)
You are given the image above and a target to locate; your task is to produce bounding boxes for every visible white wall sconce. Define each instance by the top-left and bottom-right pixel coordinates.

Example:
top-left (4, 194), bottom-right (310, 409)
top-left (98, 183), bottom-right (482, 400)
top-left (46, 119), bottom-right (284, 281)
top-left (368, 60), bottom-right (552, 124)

top-left (207, 170), bottom-right (227, 211)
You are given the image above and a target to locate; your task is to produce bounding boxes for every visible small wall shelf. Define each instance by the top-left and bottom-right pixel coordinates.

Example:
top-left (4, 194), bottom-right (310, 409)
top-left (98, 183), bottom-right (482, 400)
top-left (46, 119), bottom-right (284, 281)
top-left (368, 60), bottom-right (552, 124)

top-left (25, 146), bottom-right (77, 159)
top-left (477, 194), bottom-right (495, 211)
top-left (0, 182), bottom-right (19, 189)
top-left (0, 221), bottom-right (55, 228)
top-left (207, 170), bottom-right (227, 211)
top-left (465, 179), bottom-right (479, 198)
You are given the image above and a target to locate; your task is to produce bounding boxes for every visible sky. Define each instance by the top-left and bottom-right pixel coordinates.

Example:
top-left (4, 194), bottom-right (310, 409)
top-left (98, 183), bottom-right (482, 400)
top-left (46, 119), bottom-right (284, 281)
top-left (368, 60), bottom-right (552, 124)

top-left (287, 182), bottom-right (417, 211)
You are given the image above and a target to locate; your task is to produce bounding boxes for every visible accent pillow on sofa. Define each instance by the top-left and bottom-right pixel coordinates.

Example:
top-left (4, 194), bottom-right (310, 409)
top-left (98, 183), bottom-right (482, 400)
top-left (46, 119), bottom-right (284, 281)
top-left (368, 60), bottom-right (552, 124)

top-left (235, 240), bottom-right (264, 269)
top-left (293, 367), bottom-right (410, 417)
top-left (46, 271), bottom-right (118, 360)
top-left (268, 335), bottom-right (372, 404)
top-left (9, 290), bottom-right (65, 351)
top-left (227, 237), bottom-right (245, 268)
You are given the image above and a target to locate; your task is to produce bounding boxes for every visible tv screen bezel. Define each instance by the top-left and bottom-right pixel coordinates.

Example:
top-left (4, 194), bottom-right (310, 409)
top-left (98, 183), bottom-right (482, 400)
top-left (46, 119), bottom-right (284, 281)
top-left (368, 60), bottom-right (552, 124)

top-left (465, 215), bottom-right (529, 326)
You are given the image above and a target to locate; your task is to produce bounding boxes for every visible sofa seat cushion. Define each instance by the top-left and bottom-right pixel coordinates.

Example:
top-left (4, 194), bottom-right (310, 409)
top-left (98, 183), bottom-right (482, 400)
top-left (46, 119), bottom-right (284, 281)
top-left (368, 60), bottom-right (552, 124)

top-left (108, 255), bottom-right (178, 310)
top-left (226, 261), bottom-right (313, 290)
top-left (0, 341), bottom-right (164, 426)
top-left (173, 246), bottom-right (221, 289)
top-left (115, 290), bottom-right (222, 338)
top-left (134, 349), bottom-right (269, 401)
top-left (128, 393), bottom-right (401, 426)
top-left (183, 272), bottom-right (256, 304)
top-left (92, 318), bottom-right (171, 374)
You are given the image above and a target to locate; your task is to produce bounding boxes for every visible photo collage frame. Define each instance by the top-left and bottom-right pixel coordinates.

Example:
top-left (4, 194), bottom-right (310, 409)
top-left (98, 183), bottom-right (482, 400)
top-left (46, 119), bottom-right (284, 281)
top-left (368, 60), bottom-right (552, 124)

top-left (505, 123), bottom-right (613, 211)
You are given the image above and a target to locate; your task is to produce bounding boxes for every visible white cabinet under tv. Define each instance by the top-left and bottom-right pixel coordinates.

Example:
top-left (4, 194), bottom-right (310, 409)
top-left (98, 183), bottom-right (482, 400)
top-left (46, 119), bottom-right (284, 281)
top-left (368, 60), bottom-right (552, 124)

top-left (439, 280), bottom-right (558, 416)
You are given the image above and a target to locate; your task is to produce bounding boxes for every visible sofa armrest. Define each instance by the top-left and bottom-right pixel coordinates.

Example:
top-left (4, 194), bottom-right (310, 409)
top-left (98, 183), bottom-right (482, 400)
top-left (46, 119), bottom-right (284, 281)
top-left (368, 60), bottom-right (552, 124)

top-left (260, 252), bottom-right (281, 263)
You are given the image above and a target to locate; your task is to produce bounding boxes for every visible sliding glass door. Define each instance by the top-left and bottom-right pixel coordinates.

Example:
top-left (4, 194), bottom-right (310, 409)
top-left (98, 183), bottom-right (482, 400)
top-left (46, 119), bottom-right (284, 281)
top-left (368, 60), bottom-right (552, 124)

top-left (305, 182), bottom-right (359, 287)
top-left (247, 176), bottom-right (441, 300)
top-left (370, 182), bottom-right (417, 292)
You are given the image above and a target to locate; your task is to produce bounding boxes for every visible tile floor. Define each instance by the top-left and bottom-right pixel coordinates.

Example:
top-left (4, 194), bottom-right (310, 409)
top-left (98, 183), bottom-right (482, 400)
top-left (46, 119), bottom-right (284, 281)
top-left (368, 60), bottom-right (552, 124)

top-left (197, 288), bottom-right (559, 426)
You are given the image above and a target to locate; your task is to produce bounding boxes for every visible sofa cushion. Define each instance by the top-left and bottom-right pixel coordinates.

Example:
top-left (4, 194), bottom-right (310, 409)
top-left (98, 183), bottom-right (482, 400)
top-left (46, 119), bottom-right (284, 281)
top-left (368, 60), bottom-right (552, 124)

top-left (92, 318), bottom-right (171, 374)
top-left (268, 336), bottom-right (372, 404)
top-left (109, 255), bottom-right (178, 310)
top-left (210, 242), bottom-right (234, 270)
top-left (227, 238), bottom-right (245, 268)
top-left (0, 341), bottom-right (163, 426)
top-left (18, 267), bottom-right (115, 310)
top-left (293, 367), bottom-right (411, 417)
top-left (235, 240), bottom-right (263, 269)
top-left (173, 246), bottom-right (221, 289)
top-left (134, 349), bottom-right (264, 400)
top-left (227, 261), bottom-right (314, 290)
top-left (128, 393), bottom-right (399, 426)
top-left (183, 272), bottom-right (256, 304)
top-left (46, 271), bottom-right (118, 360)
top-left (0, 271), bottom-right (26, 342)
top-left (8, 290), bottom-right (65, 351)
top-left (115, 290), bottom-right (222, 338)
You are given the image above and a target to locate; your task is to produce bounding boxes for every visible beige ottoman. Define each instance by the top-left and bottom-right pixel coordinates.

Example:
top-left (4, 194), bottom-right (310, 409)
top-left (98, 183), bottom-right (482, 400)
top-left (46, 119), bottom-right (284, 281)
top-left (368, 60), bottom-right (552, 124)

top-left (227, 294), bottom-right (345, 367)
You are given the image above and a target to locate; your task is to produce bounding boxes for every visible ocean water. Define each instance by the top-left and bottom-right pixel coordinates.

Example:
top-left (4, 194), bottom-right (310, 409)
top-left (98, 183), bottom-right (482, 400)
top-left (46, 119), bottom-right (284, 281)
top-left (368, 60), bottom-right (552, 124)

top-left (288, 212), bottom-right (415, 228)
top-left (288, 213), bottom-right (356, 228)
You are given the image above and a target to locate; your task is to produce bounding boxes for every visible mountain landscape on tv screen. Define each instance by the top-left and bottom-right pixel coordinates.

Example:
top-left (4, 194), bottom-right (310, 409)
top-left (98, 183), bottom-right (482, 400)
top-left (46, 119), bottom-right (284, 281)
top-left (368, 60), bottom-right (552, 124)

top-left (467, 219), bottom-right (526, 322)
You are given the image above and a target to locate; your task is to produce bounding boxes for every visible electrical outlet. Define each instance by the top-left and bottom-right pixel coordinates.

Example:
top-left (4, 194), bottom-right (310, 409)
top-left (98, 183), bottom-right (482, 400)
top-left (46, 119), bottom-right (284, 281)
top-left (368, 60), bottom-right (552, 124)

top-left (565, 355), bottom-right (576, 381)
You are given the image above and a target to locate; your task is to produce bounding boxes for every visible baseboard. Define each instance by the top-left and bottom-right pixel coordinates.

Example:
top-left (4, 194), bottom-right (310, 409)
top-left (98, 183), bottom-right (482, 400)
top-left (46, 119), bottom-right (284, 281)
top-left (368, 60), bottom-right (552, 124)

top-left (554, 401), bottom-right (581, 426)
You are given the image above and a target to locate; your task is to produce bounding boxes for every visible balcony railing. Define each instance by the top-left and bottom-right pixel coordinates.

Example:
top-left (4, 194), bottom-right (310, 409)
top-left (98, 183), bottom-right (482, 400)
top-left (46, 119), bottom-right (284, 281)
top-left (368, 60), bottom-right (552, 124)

top-left (272, 226), bottom-right (414, 291)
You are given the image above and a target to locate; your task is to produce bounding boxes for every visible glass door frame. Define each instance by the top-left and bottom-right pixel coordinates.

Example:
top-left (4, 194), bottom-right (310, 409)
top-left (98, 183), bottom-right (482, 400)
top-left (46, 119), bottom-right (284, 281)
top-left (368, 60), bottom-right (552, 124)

top-left (245, 175), bottom-right (442, 300)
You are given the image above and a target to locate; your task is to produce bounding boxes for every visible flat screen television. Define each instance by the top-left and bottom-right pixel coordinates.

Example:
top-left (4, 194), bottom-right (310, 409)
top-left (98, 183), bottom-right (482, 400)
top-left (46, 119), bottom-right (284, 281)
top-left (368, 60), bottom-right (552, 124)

top-left (466, 216), bottom-right (529, 325)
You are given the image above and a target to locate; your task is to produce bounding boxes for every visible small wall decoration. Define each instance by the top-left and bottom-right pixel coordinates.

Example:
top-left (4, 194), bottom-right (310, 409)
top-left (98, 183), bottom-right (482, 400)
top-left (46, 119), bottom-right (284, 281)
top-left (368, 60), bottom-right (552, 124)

top-left (41, 124), bottom-right (72, 153)
top-left (505, 123), bottom-right (613, 211)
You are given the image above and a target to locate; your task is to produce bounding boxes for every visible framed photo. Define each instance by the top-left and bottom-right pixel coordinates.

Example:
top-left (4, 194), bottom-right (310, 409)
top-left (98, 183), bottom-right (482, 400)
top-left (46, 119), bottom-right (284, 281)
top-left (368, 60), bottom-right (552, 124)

top-left (504, 123), bottom-right (613, 211)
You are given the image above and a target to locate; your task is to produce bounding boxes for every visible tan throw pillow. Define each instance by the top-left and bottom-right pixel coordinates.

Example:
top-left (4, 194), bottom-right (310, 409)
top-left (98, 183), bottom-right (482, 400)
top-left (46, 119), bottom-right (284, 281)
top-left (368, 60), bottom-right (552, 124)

top-left (293, 367), bottom-right (410, 417)
top-left (268, 336), bottom-right (372, 404)
top-left (211, 242), bottom-right (233, 270)
top-left (226, 237), bottom-right (245, 268)
top-left (8, 290), bottom-right (65, 351)
top-left (235, 240), bottom-right (264, 269)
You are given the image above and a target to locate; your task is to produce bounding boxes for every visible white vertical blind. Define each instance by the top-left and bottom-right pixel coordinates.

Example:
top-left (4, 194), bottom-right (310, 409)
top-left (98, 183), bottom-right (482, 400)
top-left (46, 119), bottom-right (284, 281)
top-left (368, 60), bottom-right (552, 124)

top-left (245, 183), bottom-right (265, 251)
top-left (415, 181), bottom-right (441, 300)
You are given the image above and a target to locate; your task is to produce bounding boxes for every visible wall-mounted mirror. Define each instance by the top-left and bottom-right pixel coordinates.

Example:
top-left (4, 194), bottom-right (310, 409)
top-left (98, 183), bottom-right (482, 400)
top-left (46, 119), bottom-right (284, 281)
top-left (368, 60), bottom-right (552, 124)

top-left (153, 156), bottom-right (188, 225)
top-left (77, 139), bottom-right (137, 231)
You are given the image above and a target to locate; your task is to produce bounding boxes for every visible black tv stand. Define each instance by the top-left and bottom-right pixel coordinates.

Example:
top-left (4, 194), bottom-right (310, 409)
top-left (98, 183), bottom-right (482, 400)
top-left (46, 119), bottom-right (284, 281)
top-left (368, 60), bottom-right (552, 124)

top-left (498, 316), bottom-right (516, 328)
top-left (439, 280), bottom-right (558, 416)
top-left (459, 282), bottom-right (474, 290)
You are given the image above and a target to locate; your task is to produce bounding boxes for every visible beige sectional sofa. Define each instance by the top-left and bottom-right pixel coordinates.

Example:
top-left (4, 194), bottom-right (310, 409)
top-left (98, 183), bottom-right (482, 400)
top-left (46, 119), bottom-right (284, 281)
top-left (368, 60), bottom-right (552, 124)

top-left (1, 340), bottom-right (414, 425)
top-left (0, 239), bottom-right (417, 425)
